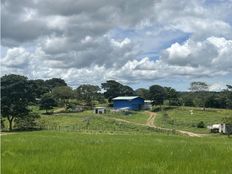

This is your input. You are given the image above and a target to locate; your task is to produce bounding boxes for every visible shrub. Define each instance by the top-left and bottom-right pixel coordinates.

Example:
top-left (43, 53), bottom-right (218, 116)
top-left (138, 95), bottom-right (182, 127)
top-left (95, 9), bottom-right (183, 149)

top-left (14, 113), bottom-right (40, 130)
top-left (197, 121), bottom-right (205, 128)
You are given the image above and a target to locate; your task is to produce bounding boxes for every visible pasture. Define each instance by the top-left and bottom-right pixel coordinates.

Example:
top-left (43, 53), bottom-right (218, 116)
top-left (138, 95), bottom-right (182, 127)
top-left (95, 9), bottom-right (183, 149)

top-left (2, 131), bottom-right (232, 174)
top-left (37, 110), bottom-right (154, 133)
top-left (2, 107), bottom-right (232, 174)
top-left (155, 107), bottom-right (232, 133)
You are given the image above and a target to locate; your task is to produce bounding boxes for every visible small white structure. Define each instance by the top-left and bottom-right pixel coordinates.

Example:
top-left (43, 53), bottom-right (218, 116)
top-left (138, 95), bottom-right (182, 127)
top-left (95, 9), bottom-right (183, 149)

top-left (94, 107), bottom-right (106, 114)
top-left (207, 124), bottom-right (220, 133)
top-left (219, 124), bottom-right (232, 134)
top-left (208, 124), bottom-right (232, 134)
top-left (143, 100), bottom-right (153, 110)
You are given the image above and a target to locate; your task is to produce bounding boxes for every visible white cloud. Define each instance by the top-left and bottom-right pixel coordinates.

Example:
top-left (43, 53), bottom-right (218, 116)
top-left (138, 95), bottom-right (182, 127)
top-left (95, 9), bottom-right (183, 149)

top-left (1, 47), bottom-right (31, 68)
top-left (209, 83), bottom-right (226, 92)
top-left (1, 0), bottom-right (232, 89)
top-left (111, 38), bottom-right (131, 48)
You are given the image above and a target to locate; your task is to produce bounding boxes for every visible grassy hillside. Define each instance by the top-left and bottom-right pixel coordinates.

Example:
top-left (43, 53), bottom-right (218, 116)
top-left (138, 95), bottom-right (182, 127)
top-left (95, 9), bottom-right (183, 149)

top-left (155, 107), bottom-right (232, 133)
top-left (2, 131), bottom-right (232, 174)
top-left (38, 111), bottom-right (165, 134)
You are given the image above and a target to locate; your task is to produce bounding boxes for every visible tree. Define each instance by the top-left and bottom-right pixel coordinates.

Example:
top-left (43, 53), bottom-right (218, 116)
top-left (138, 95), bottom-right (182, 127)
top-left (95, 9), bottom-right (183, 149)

top-left (1, 74), bottom-right (33, 131)
top-left (101, 80), bottom-right (135, 102)
top-left (39, 93), bottom-right (57, 114)
top-left (14, 113), bottom-right (40, 130)
top-left (164, 87), bottom-right (179, 106)
top-left (223, 85), bottom-right (232, 109)
top-left (149, 85), bottom-right (167, 108)
top-left (189, 81), bottom-right (209, 110)
top-left (182, 95), bottom-right (195, 107)
top-left (52, 86), bottom-right (73, 108)
top-left (45, 78), bottom-right (67, 91)
top-left (28, 79), bottom-right (49, 99)
top-left (189, 82), bottom-right (209, 92)
top-left (135, 88), bottom-right (150, 99)
top-left (75, 84), bottom-right (101, 106)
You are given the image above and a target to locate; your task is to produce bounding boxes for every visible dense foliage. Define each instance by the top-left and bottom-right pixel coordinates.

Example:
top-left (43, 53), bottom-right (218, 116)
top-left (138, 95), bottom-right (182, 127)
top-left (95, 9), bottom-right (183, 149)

top-left (1, 74), bottom-right (33, 131)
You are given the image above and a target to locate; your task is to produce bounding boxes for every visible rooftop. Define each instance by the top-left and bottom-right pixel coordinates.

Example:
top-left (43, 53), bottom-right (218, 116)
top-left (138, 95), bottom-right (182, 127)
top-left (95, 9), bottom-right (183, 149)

top-left (112, 96), bottom-right (140, 100)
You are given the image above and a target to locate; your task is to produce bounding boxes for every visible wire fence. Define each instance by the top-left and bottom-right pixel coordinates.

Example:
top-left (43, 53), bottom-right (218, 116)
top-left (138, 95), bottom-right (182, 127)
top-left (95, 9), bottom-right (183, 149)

top-left (40, 124), bottom-right (177, 135)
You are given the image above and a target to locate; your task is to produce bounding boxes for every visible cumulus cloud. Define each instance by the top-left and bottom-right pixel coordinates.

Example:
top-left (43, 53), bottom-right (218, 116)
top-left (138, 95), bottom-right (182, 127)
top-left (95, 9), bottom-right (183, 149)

top-left (1, 0), bottom-right (232, 89)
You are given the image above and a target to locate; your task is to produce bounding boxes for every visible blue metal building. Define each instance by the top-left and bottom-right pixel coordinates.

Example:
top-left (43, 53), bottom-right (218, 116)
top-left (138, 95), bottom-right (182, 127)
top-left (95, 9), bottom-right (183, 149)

top-left (112, 96), bottom-right (144, 110)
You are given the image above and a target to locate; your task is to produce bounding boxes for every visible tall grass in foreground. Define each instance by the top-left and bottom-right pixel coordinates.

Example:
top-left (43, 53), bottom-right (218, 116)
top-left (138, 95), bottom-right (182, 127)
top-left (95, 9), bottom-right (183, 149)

top-left (2, 131), bottom-right (232, 174)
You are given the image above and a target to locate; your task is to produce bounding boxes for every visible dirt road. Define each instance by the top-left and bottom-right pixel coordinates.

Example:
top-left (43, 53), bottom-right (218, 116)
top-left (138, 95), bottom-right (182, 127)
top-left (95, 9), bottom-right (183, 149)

top-left (145, 111), bottom-right (206, 137)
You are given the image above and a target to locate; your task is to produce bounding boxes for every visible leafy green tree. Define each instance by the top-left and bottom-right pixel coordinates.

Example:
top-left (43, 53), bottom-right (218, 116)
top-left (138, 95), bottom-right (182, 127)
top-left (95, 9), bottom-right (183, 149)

top-left (45, 78), bottom-right (67, 91)
top-left (189, 81), bottom-right (209, 110)
top-left (182, 96), bottom-right (195, 106)
top-left (164, 87), bottom-right (179, 106)
top-left (40, 93), bottom-right (57, 114)
top-left (52, 86), bottom-right (73, 108)
top-left (76, 84), bottom-right (101, 106)
top-left (1, 74), bottom-right (33, 131)
top-left (101, 80), bottom-right (135, 102)
top-left (224, 85), bottom-right (232, 109)
top-left (14, 113), bottom-right (40, 130)
top-left (149, 85), bottom-right (167, 108)
top-left (28, 79), bottom-right (49, 99)
top-left (135, 88), bottom-right (150, 99)
top-left (189, 82), bottom-right (209, 92)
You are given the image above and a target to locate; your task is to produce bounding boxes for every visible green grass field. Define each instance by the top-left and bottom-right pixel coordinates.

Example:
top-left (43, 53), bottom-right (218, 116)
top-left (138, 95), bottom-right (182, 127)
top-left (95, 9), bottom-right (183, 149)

top-left (37, 110), bottom-right (153, 133)
top-left (155, 107), bottom-right (232, 133)
top-left (2, 107), bottom-right (232, 173)
top-left (2, 131), bottom-right (232, 174)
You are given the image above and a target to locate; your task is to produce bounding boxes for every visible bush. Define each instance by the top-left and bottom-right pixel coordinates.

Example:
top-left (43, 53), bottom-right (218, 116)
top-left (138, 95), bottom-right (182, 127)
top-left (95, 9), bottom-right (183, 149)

top-left (14, 113), bottom-right (40, 130)
top-left (197, 121), bottom-right (205, 128)
top-left (152, 106), bottom-right (161, 112)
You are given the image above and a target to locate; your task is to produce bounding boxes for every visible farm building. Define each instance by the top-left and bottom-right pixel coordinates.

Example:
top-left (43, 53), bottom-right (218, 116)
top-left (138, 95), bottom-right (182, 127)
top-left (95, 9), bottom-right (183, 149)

top-left (143, 100), bottom-right (153, 110)
top-left (112, 96), bottom-right (144, 110)
top-left (208, 124), bottom-right (232, 134)
top-left (207, 124), bottom-right (220, 133)
top-left (94, 107), bottom-right (106, 114)
top-left (219, 124), bottom-right (232, 134)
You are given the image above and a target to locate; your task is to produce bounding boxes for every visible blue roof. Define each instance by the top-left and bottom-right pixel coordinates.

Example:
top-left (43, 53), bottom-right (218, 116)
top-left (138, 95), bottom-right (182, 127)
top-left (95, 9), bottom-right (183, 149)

top-left (112, 96), bottom-right (140, 100)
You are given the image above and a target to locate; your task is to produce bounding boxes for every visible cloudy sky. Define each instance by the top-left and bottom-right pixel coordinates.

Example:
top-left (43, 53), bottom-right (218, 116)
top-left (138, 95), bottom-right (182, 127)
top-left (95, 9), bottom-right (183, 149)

top-left (1, 0), bottom-right (232, 91)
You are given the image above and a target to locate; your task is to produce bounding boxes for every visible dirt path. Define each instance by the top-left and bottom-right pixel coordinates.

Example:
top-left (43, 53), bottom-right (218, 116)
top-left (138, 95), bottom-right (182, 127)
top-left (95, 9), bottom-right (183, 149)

top-left (110, 112), bottom-right (206, 137)
top-left (54, 107), bottom-right (66, 113)
top-left (145, 111), bottom-right (207, 137)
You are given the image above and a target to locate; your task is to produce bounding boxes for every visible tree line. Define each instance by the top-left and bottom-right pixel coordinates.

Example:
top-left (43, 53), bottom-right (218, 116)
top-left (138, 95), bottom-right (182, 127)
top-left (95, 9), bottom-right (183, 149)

top-left (1, 74), bottom-right (232, 131)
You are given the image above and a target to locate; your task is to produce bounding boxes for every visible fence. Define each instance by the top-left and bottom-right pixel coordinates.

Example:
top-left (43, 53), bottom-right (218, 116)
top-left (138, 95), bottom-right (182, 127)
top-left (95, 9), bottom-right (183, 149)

top-left (40, 124), bottom-right (177, 135)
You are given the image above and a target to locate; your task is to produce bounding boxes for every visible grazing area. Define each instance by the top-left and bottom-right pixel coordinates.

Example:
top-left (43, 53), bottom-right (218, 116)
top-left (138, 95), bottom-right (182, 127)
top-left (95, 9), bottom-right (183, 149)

top-left (2, 131), bottom-right (232, 174)
top-left (37, 110), bottom-right (151, 132)
top-left (155, 107), bottom-right (232, 133)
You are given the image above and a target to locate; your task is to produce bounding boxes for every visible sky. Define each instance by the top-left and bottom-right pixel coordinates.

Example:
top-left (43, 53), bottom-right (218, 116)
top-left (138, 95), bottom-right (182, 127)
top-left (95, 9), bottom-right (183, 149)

top-left (1, 0), bottom-right (232, 91)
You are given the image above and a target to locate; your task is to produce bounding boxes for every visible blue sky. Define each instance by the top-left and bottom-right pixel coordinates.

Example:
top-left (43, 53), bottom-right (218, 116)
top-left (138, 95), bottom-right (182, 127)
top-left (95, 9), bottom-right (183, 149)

top-left (1, 0), bottom-right (232, 91)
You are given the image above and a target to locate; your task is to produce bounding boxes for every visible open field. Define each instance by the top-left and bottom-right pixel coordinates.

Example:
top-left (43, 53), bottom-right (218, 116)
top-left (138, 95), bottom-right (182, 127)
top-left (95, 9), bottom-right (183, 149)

top-left (2, 131), bottom-right (232, 174)
top-left (38, 111), bottom-right (168, 134)
top-left (155, 107), bottom-right (232, 133)
top-left (2, 107), bottom-right (232, 173)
